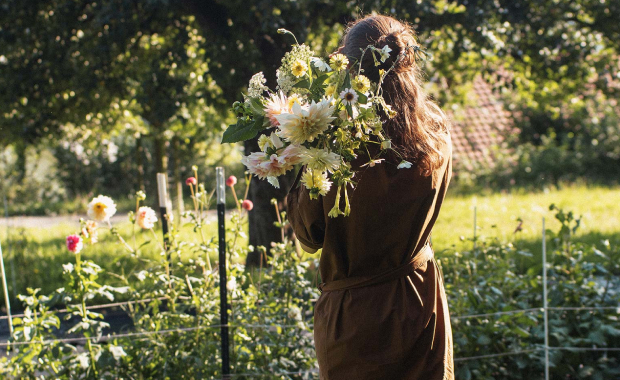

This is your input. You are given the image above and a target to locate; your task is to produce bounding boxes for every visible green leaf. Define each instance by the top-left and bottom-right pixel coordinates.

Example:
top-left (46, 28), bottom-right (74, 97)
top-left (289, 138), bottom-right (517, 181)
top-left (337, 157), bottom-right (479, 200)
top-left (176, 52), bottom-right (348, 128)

top-left (221, 116), bottom-right (265, 143)
top-left (293, 79), bottom-right (310, 89)
top-left (310, 74), bottom-right (328, 92)
top-left (248, 97), bottom-right (265, 116)
top-left (343, 72), bottom-right (352, 90)
top-left (356, 91), bottom-right (368, 104)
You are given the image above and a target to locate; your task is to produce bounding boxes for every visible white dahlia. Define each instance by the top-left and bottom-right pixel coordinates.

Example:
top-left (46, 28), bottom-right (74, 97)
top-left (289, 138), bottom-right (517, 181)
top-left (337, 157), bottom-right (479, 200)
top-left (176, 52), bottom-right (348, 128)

top-left (275, 100), bottom-right (336, 144)
top-left (136, 206), bottom-right (158, 229)
top-left (87, 195), bottom-right (117, 222)
top-left (299, 147), bottom-right (341, 173)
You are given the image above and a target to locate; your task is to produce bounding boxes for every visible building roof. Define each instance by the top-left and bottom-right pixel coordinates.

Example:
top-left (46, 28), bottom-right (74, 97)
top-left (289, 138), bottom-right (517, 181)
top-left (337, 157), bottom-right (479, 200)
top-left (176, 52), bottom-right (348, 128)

top-left (448, 75), bottom-right (513, 169)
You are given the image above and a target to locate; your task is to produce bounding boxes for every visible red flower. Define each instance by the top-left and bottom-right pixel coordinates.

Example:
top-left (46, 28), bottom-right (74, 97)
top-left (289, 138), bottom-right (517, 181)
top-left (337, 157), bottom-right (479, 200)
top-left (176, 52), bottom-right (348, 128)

top-left (242, 199), bottom-right (254, 211)
top-left (185, 177), bottom-right (197, 186)
top-left (226, 175), bottom-right (237, 187)
top-left (66, 234), bottom-right (83, 254)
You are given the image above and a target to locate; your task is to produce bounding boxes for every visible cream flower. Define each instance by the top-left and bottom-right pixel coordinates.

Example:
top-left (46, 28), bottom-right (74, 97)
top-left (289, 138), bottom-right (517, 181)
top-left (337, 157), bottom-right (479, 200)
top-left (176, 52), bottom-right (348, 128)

top-left (87, 195), bottom-right (117, 222)
top-left (352, 75), bottom-right (370, 93)
top-left (136, 206), bottom-right (158, 229)
top-left (301, 170), bottom-right (332, 199)
top-left (325, 85), bottom-right (337, 98)
top-left (275, 100), bottom-right (336, 144)
top-left (291, 59), bottom-right (308, 78)
top-left (248, 72), bottom-right (268, 97)
top-left (299, 147), bottom-right (341, 173)
top-left (241, 144), bottom-right (303, 188)
top-left (378, 45), bottom-right (392, 62)
top-left (398, 160), bottom-right (413, 169)
top-left (340, 88), bottom-right (358, 106)
top-left (265, 91), bottom-right (289, 127)
top-left (311, 57), bottom-right (331, 72)
top-left (330, 53), bottom-right (349, 71)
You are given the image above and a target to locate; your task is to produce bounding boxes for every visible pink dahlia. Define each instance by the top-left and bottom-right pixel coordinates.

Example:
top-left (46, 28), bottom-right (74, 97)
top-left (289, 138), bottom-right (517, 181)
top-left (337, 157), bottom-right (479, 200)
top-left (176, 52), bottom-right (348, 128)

top-left (265, 91), bottom-right (289, 127)
top-left (66, 234), bottom-right (83, 254)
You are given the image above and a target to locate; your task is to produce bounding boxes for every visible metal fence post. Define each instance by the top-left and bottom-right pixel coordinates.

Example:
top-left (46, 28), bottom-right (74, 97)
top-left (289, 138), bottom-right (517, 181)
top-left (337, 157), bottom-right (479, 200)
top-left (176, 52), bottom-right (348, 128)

top-left (0, 238), bottom-right (12, 336)
top-left (542, 217), bottom-right (550, 380)
top-left (473, 206), bottom-right (477, 252)
top-left (216, 167), bottom-right (230, 379)
top-left (156, 173), bottom-right (171, 264)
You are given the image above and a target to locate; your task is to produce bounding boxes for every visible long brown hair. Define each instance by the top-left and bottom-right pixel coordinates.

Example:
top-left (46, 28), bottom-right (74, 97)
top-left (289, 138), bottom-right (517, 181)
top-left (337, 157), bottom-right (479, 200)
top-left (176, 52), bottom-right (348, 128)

top-left (341, 15), bottom-right (450, 175)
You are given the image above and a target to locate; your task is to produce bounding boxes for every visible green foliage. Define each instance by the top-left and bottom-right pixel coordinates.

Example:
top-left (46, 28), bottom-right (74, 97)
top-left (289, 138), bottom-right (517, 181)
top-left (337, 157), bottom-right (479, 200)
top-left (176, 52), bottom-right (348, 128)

top-left (443, 205), bottom-right (620, 379)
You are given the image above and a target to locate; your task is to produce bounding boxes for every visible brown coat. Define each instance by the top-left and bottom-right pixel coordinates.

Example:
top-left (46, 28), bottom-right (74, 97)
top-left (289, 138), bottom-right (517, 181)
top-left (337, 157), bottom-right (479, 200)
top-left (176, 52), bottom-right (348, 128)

top-left (287, 135), bottom-right (454, 380)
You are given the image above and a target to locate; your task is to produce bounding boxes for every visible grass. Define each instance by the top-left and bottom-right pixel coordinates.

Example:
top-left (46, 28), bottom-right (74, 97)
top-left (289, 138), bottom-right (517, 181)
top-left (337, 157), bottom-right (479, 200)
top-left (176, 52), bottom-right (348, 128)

top-left (0, 184), bottom-right (619, 312)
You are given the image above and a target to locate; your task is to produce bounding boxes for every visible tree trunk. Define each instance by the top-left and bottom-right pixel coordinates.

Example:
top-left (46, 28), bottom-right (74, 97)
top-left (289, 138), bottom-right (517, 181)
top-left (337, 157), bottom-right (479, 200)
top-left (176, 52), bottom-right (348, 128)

top-left (244, 138), bottom-right (296, 267)
top-left (172, 137), bottom-right (185, 225)
top-left (136, 135), bottom-right (145, 192)
top-left (153, 133), bottom-right (169, 176)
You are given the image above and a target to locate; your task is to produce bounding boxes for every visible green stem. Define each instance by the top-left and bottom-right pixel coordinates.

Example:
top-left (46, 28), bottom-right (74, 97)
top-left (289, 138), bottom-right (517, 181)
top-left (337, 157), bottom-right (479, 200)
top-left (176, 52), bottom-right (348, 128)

top-left (76, 253), bottom-right (98, 377)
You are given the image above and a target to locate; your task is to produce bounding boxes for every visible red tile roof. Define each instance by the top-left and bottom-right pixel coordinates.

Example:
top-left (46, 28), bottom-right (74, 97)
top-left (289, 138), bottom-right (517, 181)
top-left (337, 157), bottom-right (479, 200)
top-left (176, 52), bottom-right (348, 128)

top-left (448, 75), bottom-right (513, 169)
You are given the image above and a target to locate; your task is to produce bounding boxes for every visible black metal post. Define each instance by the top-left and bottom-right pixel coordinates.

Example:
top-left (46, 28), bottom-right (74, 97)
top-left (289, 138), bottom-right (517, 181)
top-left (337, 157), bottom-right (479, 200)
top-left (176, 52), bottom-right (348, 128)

top-left (156, 173), bottom-right (171, 265)
top-left (216, 167), bottom-right (230, 378)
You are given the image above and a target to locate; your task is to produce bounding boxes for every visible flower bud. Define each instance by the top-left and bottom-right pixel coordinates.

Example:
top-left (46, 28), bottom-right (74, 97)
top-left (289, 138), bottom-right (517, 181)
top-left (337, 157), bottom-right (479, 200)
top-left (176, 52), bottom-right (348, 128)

top-left (136, 190), bottom-right (146, 201)
top-left (186, 177), bottom-right (197, 186)
top-left (226, 175), bottom-right (237, 187)
top-left (242, 200), bottom-right (254, 211)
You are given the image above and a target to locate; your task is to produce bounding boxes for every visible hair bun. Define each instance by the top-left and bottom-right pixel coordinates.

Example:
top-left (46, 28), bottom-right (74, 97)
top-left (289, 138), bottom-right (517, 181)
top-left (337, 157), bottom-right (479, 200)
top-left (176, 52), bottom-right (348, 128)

top-left (375, 29), bottom-right (417, 73)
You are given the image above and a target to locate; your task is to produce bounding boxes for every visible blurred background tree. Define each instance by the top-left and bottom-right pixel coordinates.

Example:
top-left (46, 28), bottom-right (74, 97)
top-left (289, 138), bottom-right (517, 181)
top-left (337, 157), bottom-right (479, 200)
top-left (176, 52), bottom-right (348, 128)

top-left (1, 0), bottom-right (618, 265)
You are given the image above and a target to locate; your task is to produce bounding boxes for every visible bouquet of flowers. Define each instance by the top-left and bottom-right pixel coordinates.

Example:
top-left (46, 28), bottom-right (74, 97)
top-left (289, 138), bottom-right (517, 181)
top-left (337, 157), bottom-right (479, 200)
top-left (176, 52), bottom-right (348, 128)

top-left (222, 29), bottom-right (422, 217)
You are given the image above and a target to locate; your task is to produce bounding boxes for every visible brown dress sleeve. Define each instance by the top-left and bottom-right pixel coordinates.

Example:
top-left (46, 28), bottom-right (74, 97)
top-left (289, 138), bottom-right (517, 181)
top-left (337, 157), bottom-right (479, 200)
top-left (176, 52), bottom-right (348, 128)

top-left (286, 167), bottom-right (326, 251)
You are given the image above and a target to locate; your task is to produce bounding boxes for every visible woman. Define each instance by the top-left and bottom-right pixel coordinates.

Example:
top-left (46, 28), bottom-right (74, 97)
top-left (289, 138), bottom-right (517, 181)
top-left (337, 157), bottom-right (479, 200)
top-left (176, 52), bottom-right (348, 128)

top-left (287, 15), bottom-right (454, 380)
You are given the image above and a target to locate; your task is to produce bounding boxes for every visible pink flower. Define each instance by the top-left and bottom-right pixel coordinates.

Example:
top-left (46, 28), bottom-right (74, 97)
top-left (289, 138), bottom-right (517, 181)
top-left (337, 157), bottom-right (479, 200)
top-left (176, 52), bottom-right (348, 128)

top-left (186, 177), bottom-right (197, 186)
top-left (265, 91), bottom-right (289, 127)
top-left (241, 143), bottom-right (303, 188)
top-left (66, 234), bottom-right (83, 254)
top-left (136, 206), bottom-right (158, 229)
top-left (226, 175), bottom-right (237, 187)
top-left (242, 200), bottom-right (254, 211)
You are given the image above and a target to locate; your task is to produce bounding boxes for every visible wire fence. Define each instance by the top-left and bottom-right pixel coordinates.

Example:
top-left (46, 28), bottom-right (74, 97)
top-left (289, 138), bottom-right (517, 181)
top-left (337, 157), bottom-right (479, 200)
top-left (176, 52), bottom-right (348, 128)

top-left (1, 207), bottom-right (619, 378)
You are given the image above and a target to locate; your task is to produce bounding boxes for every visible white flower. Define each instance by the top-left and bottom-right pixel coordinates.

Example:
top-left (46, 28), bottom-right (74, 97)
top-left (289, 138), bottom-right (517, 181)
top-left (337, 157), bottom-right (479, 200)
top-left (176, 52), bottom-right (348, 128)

top-left (301, 170), bottom-right (332, 199)
top-left (265, 91), bottom-right (289, 127)
top-left (136, 206), bottom-right (158, 229)
top-left (311, 57), bottom-right (331, 72)
top-left (62, 263), bottom-right (74, 273)
top-left (258, 134), bottom-right (271, 152)
top-left (109, 345), bottom-right (127, 361)
top-left (379, 45), bottom-right (392, 62)
top-left (339, 88), bottom-right (358, 106)
top-left (276, 69), bottom-right (295, 93)
top-left (299, 147), bottom-right (341, 173)
top-left (227, 277), bottom-right (237, 291)
top-left (87, 195), bottom-right (117, 222)
top-left (248, 72), bottom-right (268, 97)
top-left (398, 160), bottom-right (413, 169)
top-left (241, 144), bottom-right (303, 187)
top-left (275, 99), bottom-right (336, 145)
top-left (267, 176), bottom-right (280, 188)
top-left (76, 353), bottom-right (90, 369)
top-left (258, 132), bottom-right (284, 153)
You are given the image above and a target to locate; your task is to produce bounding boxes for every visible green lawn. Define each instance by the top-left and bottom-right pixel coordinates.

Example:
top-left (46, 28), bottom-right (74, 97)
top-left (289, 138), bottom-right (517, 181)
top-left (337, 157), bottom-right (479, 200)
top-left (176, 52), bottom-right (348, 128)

top-left (433, 185), bottom-right (620, 254)
top-left (0, 185), bottom-right (618, 311)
